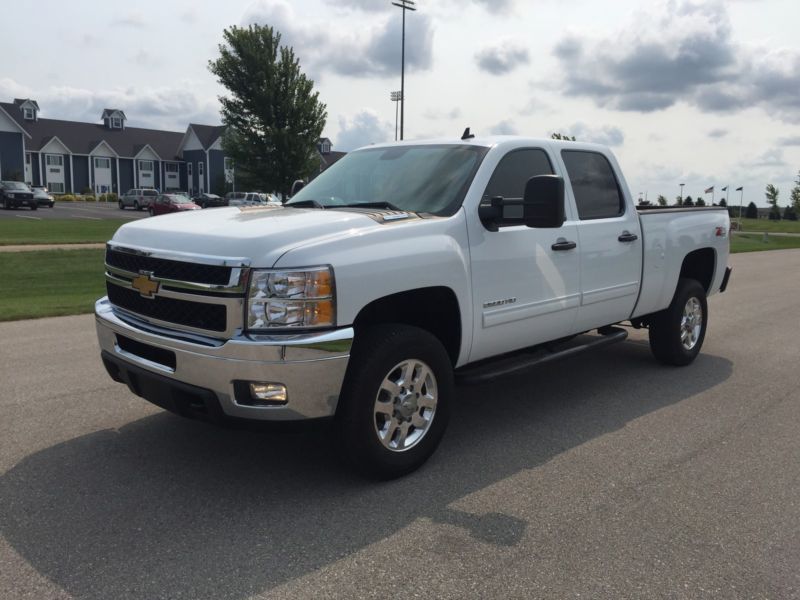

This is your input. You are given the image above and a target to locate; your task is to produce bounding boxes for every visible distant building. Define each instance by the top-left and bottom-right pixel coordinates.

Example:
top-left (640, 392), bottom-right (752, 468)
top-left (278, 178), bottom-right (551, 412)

top-left (0, 98), bottom-right (342, 194)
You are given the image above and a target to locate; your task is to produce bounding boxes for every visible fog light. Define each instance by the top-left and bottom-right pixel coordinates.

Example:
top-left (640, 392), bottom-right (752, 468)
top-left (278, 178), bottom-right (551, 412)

top-left (249, 382), bottom-right (288, 405)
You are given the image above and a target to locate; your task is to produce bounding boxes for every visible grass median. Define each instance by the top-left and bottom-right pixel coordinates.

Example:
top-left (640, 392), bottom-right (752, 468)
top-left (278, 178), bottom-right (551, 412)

top-left (0, 249), bottom-right (106, 321)
top-left (730, 233), bottom-right (800, 253)
top-left (731, 218), bottom-right (800, 233)
top-left (0, 219), bottom-right (127, 245)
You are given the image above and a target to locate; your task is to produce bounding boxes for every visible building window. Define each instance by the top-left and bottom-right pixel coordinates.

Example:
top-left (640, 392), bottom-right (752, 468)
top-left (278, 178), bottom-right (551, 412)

top-left (138, 160), bottom-right (154, 171)
top-left (23, 107), bottom-right (35, 120)
top-left (49, 182), bottom-right (65, 194)
top-left (198, 162), bottom-right (204, 176)
top-left (111, 117), bottom-right (122, 129)
top-left (321, 142), bottom-right (331, 154)
top-left (224, 157), bottom-right (234, 171)
top-left (165, 163), bottom-right (179, 173)
top-left (45, 154), bottom-right (64, 167)
top-left (94, 157), bottom-right (111, 169)
top-left (25, 154), bottom-right (32, 165)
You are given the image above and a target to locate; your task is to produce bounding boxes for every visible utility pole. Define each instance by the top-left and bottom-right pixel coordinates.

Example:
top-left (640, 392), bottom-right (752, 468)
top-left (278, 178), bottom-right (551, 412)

top-left (390, 91), bottom-right (402, 141)
top-left (391, 0), bottom-right (416, 140)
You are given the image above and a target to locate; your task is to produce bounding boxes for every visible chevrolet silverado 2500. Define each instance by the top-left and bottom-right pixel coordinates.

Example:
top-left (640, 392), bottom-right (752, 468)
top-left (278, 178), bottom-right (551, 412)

top-left (96, 136), bottom-right (732, 478)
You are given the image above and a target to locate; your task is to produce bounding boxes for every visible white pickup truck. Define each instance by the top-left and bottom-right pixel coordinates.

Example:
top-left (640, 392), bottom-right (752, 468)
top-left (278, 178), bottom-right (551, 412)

top-left (95, 135), bottom-right (732, 478)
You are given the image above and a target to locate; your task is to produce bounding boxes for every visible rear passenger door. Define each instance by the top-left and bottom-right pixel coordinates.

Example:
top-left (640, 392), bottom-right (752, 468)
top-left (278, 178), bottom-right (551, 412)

top-left (558, 150), bottom-right (642, 332)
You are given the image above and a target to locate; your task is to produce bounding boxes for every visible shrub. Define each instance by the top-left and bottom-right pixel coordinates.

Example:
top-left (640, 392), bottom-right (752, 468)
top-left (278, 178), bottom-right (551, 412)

top-left (61, 194), bottom-right (76, 202)
top-left (768, 205), bottom-right (781, 220)
top-left (745, 202), bottom-right (758, 219)
top-left (83, 195), bottom-right (97, 202)
top-left (784, 205), bottom-right (798, 221)
top-left (106, 192), bottom-right (118, 202)
top-left (81, 187), bottom-right (93, 195)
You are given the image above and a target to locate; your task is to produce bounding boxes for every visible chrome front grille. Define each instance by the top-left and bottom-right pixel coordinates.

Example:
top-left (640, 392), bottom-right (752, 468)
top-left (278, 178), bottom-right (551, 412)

top-left (104, 243), bottom-right (250, 337)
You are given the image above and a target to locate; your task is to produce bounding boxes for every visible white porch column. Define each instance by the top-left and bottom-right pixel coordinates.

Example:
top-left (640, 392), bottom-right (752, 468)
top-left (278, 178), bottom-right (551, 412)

top-left (69, 154), bottom-right (74, 193)
top-left (116, 157), bottom-right (120, 195)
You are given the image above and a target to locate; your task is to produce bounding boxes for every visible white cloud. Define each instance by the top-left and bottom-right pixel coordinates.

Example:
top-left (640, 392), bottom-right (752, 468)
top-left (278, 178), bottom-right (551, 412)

top-left (475, 40), bottom-right (530, 75)
top-left (335, 109), bottom-right (394, 151)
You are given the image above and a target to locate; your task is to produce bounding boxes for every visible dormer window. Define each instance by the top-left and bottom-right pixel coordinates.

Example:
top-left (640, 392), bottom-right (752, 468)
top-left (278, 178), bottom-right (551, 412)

top-left (23, 107), bottom-right (35, 120)
top-left (111, 117), bottom-right (122, 129)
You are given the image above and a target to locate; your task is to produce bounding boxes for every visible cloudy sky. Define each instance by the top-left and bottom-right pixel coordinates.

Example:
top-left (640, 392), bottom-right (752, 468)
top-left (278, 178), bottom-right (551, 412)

top-left (2, 0), bottom-right (799, 205)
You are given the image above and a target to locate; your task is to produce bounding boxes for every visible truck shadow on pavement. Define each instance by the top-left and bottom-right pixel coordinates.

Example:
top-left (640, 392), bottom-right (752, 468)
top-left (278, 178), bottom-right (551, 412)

top-left (0, 339), bottom-right (732, 599)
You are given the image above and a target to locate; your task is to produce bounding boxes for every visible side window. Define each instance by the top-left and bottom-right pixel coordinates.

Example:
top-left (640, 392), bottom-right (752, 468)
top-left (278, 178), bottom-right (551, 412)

top-left (561, 150), bottom-right (624, 220)
top-left (482, 148), bottom-right (554, 202)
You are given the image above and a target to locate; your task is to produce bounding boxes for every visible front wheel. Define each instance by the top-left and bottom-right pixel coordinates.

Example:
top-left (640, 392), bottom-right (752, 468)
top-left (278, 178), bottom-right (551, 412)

top-left (148, 207), bottom-right (154, 216)
top-left (30, 204), bottom-right (37, 211)
top-left (133, 200), bottom-right (140, 211)
top-left (649, 278), bottom-right (708, 366)
top-left (336, 324), bottom-right (453, 479)
top-left (118, 200), bottom-right (124, 210)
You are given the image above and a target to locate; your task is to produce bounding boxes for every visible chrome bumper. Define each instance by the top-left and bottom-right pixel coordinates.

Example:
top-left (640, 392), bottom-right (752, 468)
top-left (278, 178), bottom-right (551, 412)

top-left (95, 297), bottom-right (352, 421)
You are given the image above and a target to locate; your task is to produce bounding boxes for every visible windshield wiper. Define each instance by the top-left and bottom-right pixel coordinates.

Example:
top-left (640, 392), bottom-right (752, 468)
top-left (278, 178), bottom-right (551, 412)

top-left (337, 201), bottom-right (404, 211)
top-left (286, 199), bottom-right (325, 209)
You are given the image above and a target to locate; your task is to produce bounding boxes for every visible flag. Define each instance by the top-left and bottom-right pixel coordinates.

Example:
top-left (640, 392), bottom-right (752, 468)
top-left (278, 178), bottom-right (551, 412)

top-left (704, 186), bottom-right (714, 193)
top-left (721, 186), bottom-right (728, 191)
top-left (735, 186), bottom-right (743, 191)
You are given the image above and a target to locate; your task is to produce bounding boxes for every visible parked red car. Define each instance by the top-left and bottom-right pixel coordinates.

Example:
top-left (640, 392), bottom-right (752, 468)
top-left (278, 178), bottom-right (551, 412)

top-left (148, 194), bottom-right (201, 216)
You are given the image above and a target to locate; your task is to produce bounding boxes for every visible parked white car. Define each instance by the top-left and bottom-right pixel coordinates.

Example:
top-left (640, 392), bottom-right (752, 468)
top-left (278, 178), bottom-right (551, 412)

top-left (96, 135), bottom-right (731, 478)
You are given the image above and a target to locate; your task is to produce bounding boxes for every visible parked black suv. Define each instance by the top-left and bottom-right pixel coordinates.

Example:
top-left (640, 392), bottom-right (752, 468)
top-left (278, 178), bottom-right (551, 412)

top-left (1, 181), bottom-right (37, 210)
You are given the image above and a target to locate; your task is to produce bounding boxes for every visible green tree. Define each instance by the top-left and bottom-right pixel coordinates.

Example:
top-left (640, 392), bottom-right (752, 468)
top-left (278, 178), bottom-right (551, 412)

top-left (657, 194), bottom-right (667, 206)
top-left (790, 170), bottom-right (800, 211)
top-left (550, 133), bottom-right (576, 141)
top-left (769, 204), bottom-right (782, 220)
top-left (209, 24), bottom-right (327, 197)
top-left (765, 183), bottom-right (779, 207)
top-left (718, 198), bottom-right (727, 207)
top-left (783, 205), bottom-right (797, 221)
top-left (745, 201), bottom-right (758, 219)
top-left (683, 195), bottom-right (694, 206)
top-left (696, 197), bottom-right (706, 207)
top-left (674, 195), bottom-right (683, 206)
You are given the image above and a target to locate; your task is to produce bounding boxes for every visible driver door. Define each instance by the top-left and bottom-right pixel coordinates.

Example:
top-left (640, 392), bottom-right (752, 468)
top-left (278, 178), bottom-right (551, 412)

top-left (467, 148), bottom-right (581, 363)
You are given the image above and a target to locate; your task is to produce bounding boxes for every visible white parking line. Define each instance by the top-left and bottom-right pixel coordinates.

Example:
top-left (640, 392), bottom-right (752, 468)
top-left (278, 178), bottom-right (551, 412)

top-left (15, 215), bottom-right (42, 220)
top-left (74, 216), bottom-right (102, 220)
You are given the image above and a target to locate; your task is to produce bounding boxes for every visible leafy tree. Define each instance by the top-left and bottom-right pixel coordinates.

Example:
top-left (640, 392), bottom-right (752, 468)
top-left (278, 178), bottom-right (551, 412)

top-left (696, 197), bottom-right (706, 207)
top-left (550, 133), bottom-right (576, 141)
top-left (683, 195), bottom-right (694, 206)
top-left (674, 195), bottom-right (683, 206)
top-left (783, 205), bottom-right (798, 221)
top-left (745, 201), bottom-right (758, 219)
top-left (765, 184), bottom-right (779, 207)
top-left (657, 195), bottom-right (667, 206)
top-left (791, 170), bottom-right (800, 211)
top-left (769, 204), bottom-right (782, 220)
top-left (209, 24), bottom-right (327, 197)
top-left (719, 198), bottom-right (727, 207)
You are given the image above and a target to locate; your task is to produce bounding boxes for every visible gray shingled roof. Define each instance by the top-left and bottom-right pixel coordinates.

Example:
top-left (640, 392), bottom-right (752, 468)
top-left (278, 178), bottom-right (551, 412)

top-left (188, 124), bottom-right (225, 150)
top-left (1, 102), bottom-right (185, 159)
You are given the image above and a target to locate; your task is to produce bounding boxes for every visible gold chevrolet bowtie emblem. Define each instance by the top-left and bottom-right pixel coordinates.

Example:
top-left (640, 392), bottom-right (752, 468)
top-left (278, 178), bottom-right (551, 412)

top-left (131, 272), bottom-right (159, 298)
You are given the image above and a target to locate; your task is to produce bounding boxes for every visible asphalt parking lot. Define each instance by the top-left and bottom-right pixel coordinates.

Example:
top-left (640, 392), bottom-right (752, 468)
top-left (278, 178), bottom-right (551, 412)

top-left (0, 201), bottom-right (147, 221)
top-left (1, 250), bottom-right (799, 599)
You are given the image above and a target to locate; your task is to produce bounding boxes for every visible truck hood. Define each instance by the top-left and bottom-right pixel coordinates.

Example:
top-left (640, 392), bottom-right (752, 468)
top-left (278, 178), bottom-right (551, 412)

top-left (111, 205), bottom-right (393, 267)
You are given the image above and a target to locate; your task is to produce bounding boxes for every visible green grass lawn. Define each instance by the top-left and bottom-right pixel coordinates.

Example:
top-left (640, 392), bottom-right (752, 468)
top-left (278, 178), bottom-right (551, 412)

top-left (0, 249), bottom-right (106, 321)
top-left (730, 233), bottom-right (800, 253)
top-left (731, 217), bottom-right (800, 233)
top-left (0, 219), bottom-right (127, 245)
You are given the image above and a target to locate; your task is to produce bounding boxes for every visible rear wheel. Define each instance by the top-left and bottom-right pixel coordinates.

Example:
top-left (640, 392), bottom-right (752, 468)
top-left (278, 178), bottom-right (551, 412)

top-left (336, 324), bottom-right (452, 479)
top-left (134, 200), bottom-right (140, 211)
top-left (3, 199), bottom-right (10, 210)
top-left (148, 207), bottom-right (154, 216)
top-left (118, 200), bottom-right (124, 210)
top-left (649, 278), bottom-right (708, 366)
top-left (30, 204), bottom-right (37, 211)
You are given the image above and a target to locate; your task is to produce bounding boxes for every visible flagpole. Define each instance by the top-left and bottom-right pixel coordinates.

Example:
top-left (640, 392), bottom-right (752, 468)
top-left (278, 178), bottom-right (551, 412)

top-left (738, 187), bottom-right (744, 231)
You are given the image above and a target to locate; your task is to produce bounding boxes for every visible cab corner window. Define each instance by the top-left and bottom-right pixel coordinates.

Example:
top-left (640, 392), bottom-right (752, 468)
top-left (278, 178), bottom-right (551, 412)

top-left (561, 150), bottom-right (624, 220)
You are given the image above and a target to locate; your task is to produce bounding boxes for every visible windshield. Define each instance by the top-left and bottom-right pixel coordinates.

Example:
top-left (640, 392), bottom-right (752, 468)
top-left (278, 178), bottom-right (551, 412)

top-left (287, 144), bottom-right (488, 216)
top-left (143, 190), bottom-right (158, 196)
top-left (2, 181), bottom-right (30, 191)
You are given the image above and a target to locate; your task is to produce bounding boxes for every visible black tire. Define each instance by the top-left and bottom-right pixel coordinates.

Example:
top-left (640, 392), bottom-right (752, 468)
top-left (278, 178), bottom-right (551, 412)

top-left (134, 200), bottom-right (140, 211)
top-left (118, 200), bottom-right (124, 210)
top-left (3, 199), bottom-right (8, 210)
top-left (30, 204), bottom-right (37, 211)
top-left (649, 278), bottom-right (708, 366)
top-left (148, 207), bottom-right (154, 216)
top-left (336, 324), bottom-right (453, 479)
top-left (201, 201), bottom-right (207, 209)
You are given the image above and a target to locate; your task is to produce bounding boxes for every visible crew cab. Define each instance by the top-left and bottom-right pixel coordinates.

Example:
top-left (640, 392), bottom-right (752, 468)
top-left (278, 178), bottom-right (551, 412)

top-left (95, 135), bottom-right (731, 478)
top-left (1, 181), bottom-right (37, 210)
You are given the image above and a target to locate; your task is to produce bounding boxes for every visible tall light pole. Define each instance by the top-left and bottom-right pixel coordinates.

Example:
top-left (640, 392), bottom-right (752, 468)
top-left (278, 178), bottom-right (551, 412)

top-left (391, 0), bottom-right (416, 140)
top-left (390, 91), bottom-right (402, 141)
top-left (679, 182), bottom-right (685, 204)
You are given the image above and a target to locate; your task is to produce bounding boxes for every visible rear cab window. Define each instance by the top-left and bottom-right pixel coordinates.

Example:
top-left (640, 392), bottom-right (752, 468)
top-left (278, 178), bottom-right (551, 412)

top-left (561, 150), bottom-right (625, 220)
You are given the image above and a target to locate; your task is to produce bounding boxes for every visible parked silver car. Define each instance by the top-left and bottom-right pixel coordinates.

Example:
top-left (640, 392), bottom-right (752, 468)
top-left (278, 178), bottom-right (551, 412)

top-left (31, 186), bottom-right (55, 208)
top-left (120, 188), bottom-right (158, 210)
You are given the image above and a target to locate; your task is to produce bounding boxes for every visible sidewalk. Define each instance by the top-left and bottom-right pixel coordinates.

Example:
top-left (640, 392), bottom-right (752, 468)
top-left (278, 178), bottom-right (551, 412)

top-left (0, 243), bottom-right (105, 252)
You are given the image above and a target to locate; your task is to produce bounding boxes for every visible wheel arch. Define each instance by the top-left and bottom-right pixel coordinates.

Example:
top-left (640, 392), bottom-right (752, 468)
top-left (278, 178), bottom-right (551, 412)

top-left (352, 286), bottom-right (462, 366)
top-left (679, 247), bottom-right (716, 293)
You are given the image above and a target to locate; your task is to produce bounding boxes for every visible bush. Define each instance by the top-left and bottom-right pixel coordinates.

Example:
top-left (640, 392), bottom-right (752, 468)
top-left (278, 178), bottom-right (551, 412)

top-left (784, 206), bottom-right (798, 221)
top-left (60, 194), bottom-right (76, 202)
top-left (106, 192), bottom-right (118, 202)
top-left (768, 205), bottom-right (781, 220)
top-left (82, 195), bottom-right (97, 202)
top-left (745, 201), bottom-right (758, 219)
top-left (81, 187), bottom-right (93, 195)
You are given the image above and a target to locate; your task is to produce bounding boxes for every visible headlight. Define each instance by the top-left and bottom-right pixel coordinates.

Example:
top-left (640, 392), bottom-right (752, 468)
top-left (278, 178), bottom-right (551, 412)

top-left (246, 266), bottom-right (335, 330)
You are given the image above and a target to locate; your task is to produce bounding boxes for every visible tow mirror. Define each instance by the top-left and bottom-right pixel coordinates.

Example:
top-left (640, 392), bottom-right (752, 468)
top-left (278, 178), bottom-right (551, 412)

top-left (522, 175), bottom-right (565, 228)
top-left (478, 175), bottom-right (565, 230)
